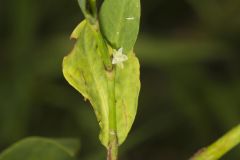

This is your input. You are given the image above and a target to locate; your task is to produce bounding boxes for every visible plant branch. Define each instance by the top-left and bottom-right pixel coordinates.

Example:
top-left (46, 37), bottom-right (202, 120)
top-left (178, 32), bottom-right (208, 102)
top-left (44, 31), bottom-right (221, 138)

top-left (89, 0), bottom-right (97, 19)
top-left (191, 124), bottom-right (240, 160)
top-left (107, 133), bottom-right (118, 160)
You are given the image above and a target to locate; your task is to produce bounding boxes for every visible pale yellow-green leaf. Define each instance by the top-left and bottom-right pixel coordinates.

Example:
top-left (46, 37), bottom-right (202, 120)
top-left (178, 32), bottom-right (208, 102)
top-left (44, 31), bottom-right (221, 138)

top-left (63, 20), bottom-right (140, 147)
top-left (115, 53), bottom-right (140, 145)
top-left (63, 21), bottom-right (109, 147)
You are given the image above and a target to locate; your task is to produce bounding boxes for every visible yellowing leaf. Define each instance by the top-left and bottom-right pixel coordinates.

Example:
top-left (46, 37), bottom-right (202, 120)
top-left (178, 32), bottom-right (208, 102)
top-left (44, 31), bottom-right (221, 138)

top-left (63, 21), bottom-right (110, 147)
top-left (63, 20), bottom-right (140, 147)
top-left (115, 53), bottom-right (140, 145)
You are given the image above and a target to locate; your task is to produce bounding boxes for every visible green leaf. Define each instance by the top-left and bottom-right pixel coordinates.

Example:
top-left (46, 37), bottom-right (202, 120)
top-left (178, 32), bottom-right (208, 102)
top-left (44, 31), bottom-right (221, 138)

top-left (115, 52), bottom-right (140, 144)
top-left (63, 20), bottom-right (140, 147)
top-left (63, 20), bottom-right (110, 147)
top-left (99, 0), bottom-right (141, 53)
top-left (53, 138), bottom-right (80, 157)
top-left (0, 137), bottom-right (78, 160)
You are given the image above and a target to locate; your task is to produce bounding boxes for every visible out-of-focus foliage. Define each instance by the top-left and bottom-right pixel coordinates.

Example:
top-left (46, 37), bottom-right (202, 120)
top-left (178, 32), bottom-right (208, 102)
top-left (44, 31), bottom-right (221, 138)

top-left (0, 137), bottom-right (79, 160)
top-left (1, 0), bottom-right (240, 160)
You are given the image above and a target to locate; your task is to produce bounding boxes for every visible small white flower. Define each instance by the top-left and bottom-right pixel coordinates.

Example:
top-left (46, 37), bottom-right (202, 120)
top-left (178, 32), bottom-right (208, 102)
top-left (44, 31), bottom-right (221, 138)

top-left (112, 48), bottom-right (128, 68)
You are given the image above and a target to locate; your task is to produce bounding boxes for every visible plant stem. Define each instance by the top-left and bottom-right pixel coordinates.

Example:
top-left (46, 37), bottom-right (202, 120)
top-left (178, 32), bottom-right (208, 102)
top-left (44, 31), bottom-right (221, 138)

top-left (107, 132), bottom-right (118, 160)
top-left (89, 0), bottom-right (97, 19)
top-left (191, 124), bottom-right (240, 160)
top-left (106, 69), bottom-right (118, 160)
top-left (96, 29), bottom-right (112, 71)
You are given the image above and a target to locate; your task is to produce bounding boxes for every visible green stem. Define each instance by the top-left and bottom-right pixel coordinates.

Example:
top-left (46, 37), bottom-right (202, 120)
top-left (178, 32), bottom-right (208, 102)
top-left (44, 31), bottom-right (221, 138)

top-left (191, 124), bottom-right (240, 160)
top-left (96, 30), bottom-right (112, 71)
top-left (107, 133), bottom-right (118, 160)
top-left (89, 0), bottom-right (97, 19)
top-left (77, 0), bottom-right (97, 24)
top-left (106, 70), bottom-right (118, 160)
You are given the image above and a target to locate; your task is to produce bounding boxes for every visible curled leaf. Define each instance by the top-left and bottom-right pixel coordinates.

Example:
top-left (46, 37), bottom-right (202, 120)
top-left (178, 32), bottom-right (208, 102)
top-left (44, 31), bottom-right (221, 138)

top-left (63, 21), bottom-right (110, 146)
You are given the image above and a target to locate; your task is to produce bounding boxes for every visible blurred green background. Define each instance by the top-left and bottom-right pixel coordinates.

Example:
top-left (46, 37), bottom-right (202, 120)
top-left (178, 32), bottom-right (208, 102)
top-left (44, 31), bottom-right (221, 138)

top-left (1, 0), bottom-right (240, 159)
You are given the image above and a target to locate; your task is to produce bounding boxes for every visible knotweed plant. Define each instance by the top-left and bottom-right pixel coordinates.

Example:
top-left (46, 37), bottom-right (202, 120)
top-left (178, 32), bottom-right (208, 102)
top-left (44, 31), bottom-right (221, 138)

top-left (62, 0), bottom-right (141, 159)
top-left (0, 1), bottom-right (240, 160)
